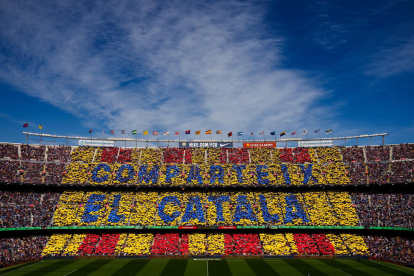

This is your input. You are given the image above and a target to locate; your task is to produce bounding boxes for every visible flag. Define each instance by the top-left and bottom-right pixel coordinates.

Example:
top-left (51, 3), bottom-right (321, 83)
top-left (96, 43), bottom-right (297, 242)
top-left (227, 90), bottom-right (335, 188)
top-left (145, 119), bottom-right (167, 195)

top-left (111, 130), bottom-right (114, 135)
top-left (153, 131), bottom-right (158, 135)
top-left (326, 129), bottom-right (332, 134)
top-left (216, 130), bottom-right (221, 134)
top-left (89, 129), bottom-right (92, 133)
top-left (196, 130), bottom-right (201, 135)
top-left (175, 131), bottom-right (180, 136)
top-left (185, 130), bottom-right (190, 134)
top-left (259, 131), bottom-right (265, 135)
top-left (228, 132), bottom-right (233, 137)
top-left (251, 132), bottom-right (254, 135)
top-left (38, 125), bottom-right (42, 130)
top-left (291, 130), bottom-right (296, 135)
top-left (23, 123), bottom-right (28, 127)
top-left (237, 131), bottom-right (243, 136)
top-left (121, 130), bottom-right (125, 134)
top-left (205, 130), bottom-right (212, 134)
top-left (143, 130), bottom-right (148, 135)
top-left (164, 131), bottom-right (169, 136)
top-left (132, 130), bottom-right (137, 135)
top-left (280, 131), bottom-right (286, 137)
top-left (314, 129), bottom-right (320, 134)
top-left (270, 131), bottom-right (275, 135)
top-left (302, 129), bottom-right (307, 135)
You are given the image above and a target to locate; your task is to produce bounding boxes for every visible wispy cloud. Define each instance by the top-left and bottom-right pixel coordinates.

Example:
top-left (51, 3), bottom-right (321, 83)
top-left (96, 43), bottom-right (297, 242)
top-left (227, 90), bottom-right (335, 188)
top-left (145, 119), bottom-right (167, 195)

top-left (0, 0), bottom-right (330, 136)
top-left (365, 36), bottom-right (414, 77)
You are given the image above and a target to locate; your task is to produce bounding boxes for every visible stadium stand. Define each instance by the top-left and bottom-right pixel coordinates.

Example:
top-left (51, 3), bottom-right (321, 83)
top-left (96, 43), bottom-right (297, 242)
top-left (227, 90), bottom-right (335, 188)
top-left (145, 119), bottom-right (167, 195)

top-left (0, 142), bottom-right (413, 268)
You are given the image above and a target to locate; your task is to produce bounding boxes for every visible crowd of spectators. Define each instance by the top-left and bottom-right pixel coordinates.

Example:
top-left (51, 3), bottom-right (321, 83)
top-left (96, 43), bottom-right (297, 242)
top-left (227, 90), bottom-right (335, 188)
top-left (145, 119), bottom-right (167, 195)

top-left (1, 145), bottom-right (413, 186)
top-left (40, 232), bottom-right (372, 257)
top-left (392, 144), bottom-right (414, 160)
top-left (44, 163), bottom-right (66, 184)
top-left (352, 192), bottom-right (413, 228)
top-left (162, 148), bottom-right (185, 164)
top-left (117, 149), bottom-right (133, 163)
top-left (346, 163), bottom-right (368, 184)
top-left (0, 144), bottom-right (18, 159)
top-left (367, 163), bottom-right (389, 184)
top-left (365, 235), bottom-right (414, 266)
top-left (46, 146), bottom-right (71, 163)
top-left (0, 190), bottom-right (59, 228)
top-left (390, 162), bottom-right (413, 183)
top-left (341, 146), bottom-right (365, 163)
top-left (21, 162), bottom-right (44, 184)
top-left (0, 236), bottom-right (47, 267)
top-left (49, 190), bottom-right (366, 227)
top-left (0, 160), bottom-right (20, 183)
top-left (366, 146), bottom-right (390, 162)
top-left (20, 145), bottom-right (46, 161)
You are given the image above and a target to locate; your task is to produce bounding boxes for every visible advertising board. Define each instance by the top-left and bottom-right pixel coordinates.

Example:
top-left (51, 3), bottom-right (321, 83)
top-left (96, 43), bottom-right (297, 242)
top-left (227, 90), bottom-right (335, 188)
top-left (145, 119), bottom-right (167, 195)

top-left (179, 142), bottom-right (233, 148)
top-left (243, 142), bottom-right (276, 148)
top-left (297, 140), bottom-right (333, 147)
top-left (78, 140), bottom-right (115, 147)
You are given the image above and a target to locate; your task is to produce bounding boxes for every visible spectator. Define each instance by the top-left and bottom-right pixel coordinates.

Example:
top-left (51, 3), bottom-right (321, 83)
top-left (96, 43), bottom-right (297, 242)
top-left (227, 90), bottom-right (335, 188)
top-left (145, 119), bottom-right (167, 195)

top-left (46, 145), bottom-right (71, 163)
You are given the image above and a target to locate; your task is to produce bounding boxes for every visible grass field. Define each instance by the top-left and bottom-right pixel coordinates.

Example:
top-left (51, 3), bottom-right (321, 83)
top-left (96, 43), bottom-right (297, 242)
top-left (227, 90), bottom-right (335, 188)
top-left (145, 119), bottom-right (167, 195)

top-left (1, 258), bottom-right (414, 276)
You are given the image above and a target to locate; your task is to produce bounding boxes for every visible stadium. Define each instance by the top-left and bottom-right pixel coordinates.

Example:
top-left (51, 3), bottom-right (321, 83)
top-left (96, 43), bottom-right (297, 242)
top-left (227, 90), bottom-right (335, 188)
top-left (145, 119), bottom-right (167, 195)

top-left (1, 0), bottom-right (414, 275)
top-left (0, 133), bottom-right (413, 276)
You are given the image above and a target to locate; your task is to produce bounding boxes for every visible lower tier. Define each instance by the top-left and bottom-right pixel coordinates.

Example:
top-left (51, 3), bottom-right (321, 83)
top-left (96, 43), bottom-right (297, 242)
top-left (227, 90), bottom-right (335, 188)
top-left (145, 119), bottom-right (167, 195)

top-left (1, 232), bottom-right (413, 268)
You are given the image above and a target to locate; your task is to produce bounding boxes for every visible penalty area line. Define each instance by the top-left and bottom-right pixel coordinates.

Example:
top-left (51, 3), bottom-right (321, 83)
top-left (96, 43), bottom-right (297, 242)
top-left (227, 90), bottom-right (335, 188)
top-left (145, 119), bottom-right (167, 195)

top-left (369, 260), bottom-right (414, 275)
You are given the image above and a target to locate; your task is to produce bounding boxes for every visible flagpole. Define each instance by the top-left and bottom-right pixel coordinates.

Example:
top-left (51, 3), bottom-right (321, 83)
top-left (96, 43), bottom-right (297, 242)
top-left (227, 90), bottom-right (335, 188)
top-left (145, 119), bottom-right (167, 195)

top-left (40, 127), bottom-right (43, 145)
top-left (124, 132), bottom-right (126, 149)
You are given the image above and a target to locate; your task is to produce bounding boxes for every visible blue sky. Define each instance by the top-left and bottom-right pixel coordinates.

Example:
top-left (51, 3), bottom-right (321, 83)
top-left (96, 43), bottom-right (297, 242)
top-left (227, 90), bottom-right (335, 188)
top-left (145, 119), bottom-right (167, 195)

top-left (0, 0), bottom-right (413, 147)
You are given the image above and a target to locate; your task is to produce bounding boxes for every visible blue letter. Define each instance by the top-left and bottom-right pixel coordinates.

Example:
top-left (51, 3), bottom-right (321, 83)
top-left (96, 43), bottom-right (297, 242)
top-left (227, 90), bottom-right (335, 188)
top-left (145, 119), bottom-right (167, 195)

top-left (81, 194), bottom-right (105, 223)
top-left (256, 165), bottom-right (269, 185)
top-left (258, 195), bottom-right (279, 223)
top-left (116, 164), bottom-right (135, 183)
top-left (208, 195), bottom-right (230, 223)
top-left (284, 194), bottom-right (309, 224)
top-left (158, 196), bottom-right (181, 223)
top-left (232, 165), bottom-right (246, 183)
top-left (186, 165), bottom-right (203, 185)
top-left (281, 164), bottom-right (290, 185)
top-left (91, 164), bottom-right (110, 183)
top-left (137, 165), bottom-right (159, 184)
top-left (165, 165), bottom-right (180, 183)
top-left (182, 196), bottom-right (206, 223)
top-left (234, 195), bottom-right (257, 222)
top-left (107, 195), bottom-right (125, 223)
top-left (210, 165), bottom-right (224, 184)
top-left (300, 164), bottom-right (317, 185)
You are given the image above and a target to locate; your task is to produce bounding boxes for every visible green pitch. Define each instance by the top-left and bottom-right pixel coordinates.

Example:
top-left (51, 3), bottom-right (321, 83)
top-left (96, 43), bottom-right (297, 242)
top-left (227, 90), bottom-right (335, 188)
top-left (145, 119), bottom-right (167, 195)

top-left (1, 258), bottom-right (414, 276)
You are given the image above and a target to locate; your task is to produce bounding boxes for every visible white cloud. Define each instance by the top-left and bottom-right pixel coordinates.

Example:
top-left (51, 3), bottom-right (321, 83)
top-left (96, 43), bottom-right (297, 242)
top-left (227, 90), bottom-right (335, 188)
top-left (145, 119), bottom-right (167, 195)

top-left (0, 0), bottom-right (330, 136)
top-left (365, 37), bottom-right (414, 77)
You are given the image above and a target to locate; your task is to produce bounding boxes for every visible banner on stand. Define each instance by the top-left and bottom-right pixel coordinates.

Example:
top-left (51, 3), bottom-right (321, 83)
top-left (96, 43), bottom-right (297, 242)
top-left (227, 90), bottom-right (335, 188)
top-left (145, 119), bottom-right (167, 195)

top-left (179, 142), bottom-right (233, 148)
top-left (78, 140), bottom-right (115, 147)
top-left (297, 140), bottom-right (333, 147)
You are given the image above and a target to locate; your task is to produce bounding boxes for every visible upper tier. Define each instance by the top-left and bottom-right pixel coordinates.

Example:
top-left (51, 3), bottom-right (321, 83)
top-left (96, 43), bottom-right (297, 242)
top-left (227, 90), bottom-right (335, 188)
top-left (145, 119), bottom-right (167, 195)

top-left (0, 143), bottom-right (413, 186)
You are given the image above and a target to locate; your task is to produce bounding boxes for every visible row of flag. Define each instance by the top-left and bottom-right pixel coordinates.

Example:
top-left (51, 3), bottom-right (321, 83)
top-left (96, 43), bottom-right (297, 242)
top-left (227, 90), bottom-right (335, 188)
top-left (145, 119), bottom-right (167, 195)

top-left (87, 129), bottom-right (333, 136)
top-left (23, 123), bottom-right (333, 137)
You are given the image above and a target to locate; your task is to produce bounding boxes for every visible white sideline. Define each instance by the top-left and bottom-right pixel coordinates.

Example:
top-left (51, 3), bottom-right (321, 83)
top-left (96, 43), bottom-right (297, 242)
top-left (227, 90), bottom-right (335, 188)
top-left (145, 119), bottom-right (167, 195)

top-left (337, 268), bottom-right (352, 276)
top-left (369, 260), bottom-right (414, 275)
top-left (1, 262), bottom-right (42, 276)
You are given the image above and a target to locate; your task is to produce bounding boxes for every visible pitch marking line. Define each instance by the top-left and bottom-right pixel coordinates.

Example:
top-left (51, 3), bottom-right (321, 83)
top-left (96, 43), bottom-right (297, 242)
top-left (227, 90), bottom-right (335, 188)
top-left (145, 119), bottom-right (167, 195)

top-left (1, 262), bottom-right (42, 276)
top-left (369, 260), bottom-right (414, 275)
top-left (337, 268), bottom-right (352, 276)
